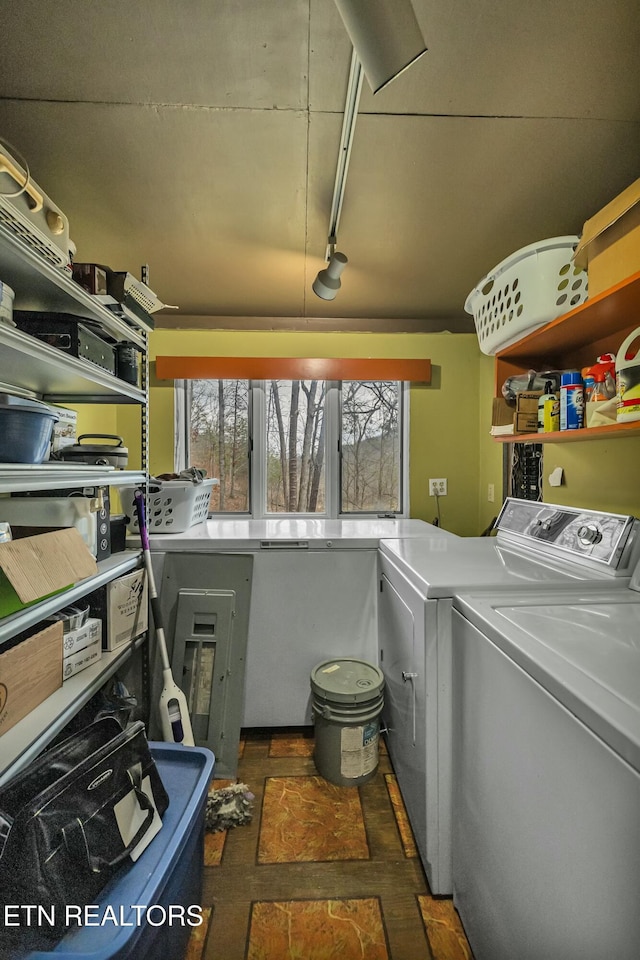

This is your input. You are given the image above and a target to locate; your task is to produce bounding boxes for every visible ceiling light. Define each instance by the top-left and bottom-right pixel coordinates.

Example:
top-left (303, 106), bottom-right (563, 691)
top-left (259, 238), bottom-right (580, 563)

top-left (313, 252), bottom-right (349, 301)
top-left (334, 0), bottom-right (427, 94)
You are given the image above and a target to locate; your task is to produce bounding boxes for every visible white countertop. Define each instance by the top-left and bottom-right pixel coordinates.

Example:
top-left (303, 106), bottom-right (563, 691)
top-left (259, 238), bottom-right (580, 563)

top-left (146, 516), bottom-right (454, 550)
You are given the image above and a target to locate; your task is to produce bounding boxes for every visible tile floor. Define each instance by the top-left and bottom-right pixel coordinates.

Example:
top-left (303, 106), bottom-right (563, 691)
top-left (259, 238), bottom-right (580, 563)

top-left (186, 728), bottom-right (473, 960)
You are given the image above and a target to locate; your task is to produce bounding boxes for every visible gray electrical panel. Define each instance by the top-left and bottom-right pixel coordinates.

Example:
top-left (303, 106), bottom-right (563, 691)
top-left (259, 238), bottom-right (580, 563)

top-left (173, 588), bottom-right (237, 759)
top-left (157, 552), bottom-right (253, 777)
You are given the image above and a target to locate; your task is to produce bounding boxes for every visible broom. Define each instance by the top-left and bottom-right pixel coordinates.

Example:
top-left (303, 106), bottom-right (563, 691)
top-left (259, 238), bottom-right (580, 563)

top-left (134, 490), bottom-right (195, 746)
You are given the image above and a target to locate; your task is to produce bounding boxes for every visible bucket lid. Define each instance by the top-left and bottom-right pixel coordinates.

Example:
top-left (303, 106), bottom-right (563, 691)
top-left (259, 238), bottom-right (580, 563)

top-left (310, 658), bottom-right (384, 702)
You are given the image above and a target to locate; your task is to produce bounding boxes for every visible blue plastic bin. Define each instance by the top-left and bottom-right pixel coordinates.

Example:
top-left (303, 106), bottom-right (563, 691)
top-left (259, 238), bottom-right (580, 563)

top-left (24, 743), bottom-right (214, 960)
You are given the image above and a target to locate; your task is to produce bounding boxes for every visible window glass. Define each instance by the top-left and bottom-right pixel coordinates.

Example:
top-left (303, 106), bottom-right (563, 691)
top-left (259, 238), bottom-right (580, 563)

top-left (188, 379), bottom-right (250, 512)
top-left (179, 377), bottom-right (405, 517)
top-left (265, 380), bottom-right (326, 513)
top-left (340, 381), bottom-right (402, 513)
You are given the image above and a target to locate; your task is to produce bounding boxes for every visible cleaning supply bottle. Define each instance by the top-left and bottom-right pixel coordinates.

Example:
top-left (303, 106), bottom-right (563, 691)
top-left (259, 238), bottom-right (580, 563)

top-left (581, 366), bottom-right (595, 402)
top-left (616, 327), bottom-right (640, 422)
top-left (559, 371), bottom-right (584, 430)
top-left (537, 380), bottom-right (559, 432)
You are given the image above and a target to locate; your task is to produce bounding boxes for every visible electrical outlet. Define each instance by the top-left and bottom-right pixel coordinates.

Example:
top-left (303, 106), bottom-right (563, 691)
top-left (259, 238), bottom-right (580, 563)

top-left (488, 483), bottom-right (495, 503)
top-left (429, 478), bottom-right (447, 496)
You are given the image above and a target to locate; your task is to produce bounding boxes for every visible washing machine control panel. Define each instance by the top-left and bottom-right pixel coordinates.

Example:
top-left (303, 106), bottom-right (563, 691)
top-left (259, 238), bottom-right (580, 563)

top-left (495, 499), bottom-right (638, 571)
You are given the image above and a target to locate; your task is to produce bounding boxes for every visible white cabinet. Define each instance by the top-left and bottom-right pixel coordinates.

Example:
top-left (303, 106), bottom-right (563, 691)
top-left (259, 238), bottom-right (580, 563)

top-left (0, 222), bottom-right (149, 786)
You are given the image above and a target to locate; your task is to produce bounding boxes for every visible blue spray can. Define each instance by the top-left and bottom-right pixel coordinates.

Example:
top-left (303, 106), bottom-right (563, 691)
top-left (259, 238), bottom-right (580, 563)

top-left (560, 371), bottom-right (584, 430)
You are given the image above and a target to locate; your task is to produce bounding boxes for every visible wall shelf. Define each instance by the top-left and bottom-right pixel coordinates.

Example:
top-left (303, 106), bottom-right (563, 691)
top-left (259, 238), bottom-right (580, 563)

top-left (493, 270), bottom-right (640, 443)
top-left (0, 222), bottom-right (150, 790)
top-left (0, 635), bottom-right (146, 787)
top-left (0, 466), bottom-right (145, 493)
top-left (494, 420), bottom-right (640, 444)
top-left (0, 552), bottom-right (142, 647)
top-left (0, 323), bottom-right (145, 403)
top-left (0, 221), bottom-right (149, 346)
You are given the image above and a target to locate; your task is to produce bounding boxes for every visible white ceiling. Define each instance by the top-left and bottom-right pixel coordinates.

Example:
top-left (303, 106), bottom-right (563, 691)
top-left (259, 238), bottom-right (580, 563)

top-left (1, 0), bottom-right (639, 332)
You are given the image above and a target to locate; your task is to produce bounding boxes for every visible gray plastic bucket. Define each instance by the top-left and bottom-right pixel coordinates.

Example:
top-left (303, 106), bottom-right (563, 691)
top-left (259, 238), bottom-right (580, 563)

top-left (310, 658), bottom-right (385, 787)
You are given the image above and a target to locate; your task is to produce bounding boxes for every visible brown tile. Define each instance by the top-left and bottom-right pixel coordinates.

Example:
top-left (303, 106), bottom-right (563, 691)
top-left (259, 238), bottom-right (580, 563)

top-left (205, 778), bottom-right (241, 864)
top-left (418, 895), bottom-right (473, 960)
top-left (185, 906), bottom-right (212, 960)
top-left (257, 776), bottom-right (369, 864)
top-left (204, 830), bottom-right (227, 866)
top-left (247, 898), bottom-right (389, 960)
top-left (269, 728), bottom-right (315, 757)
top-left (384, 775), bottom-right (418, 858)
top-left (209, 777), bottom-right (236, 791)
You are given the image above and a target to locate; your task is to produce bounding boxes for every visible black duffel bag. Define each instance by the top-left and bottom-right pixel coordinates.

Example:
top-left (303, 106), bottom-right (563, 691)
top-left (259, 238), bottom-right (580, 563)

top-left (0, 717), bottom-right (169, 953)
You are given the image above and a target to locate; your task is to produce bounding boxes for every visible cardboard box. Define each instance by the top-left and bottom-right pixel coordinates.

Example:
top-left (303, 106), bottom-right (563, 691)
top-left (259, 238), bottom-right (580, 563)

top-left (492, 397), bottom-right (514, 427)
top-left (89, 569), bottom-right (148, 651)
top-left (61, 617), bottom-right (102, 658)
top-left (49, 404), bottom-right (78, 453)
top-left (514, 391), bottom-right (542, 433)
top-left (574, 178), bottom-right (640, 296)
top-left (63, 633), bottom-right (102, 680)
top-left (515, 413), bottom-right (539, 433)
top-left (0, 528), bottom-right (98, 618)
top-left (0, 622), bottom-right (63, 736)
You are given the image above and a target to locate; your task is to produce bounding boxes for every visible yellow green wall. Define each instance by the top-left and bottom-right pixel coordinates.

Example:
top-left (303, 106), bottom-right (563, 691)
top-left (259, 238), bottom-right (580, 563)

top-left (113, 327), bottom-right (640, 535)
top-left (541, 438), bottom-right (640, 516)
top-left (144, 329), bottom-right (485, 536)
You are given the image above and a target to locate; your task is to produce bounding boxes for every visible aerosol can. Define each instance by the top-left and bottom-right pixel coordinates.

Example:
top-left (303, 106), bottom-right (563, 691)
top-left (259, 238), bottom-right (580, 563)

top-left (560, 372), bottom-right (584, 430)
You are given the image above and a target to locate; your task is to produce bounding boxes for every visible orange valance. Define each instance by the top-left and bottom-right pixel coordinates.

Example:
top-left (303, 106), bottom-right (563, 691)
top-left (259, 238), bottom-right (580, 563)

top-left (155, 356), bottom-right (431, 382)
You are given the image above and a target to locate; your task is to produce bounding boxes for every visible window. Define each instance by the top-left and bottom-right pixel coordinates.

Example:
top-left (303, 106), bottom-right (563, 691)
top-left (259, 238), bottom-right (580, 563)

top-left (177, 379), bottom-right (407, 517)
top-left (265, 380), bottom-right (326, 513)
top-left (184, 379), bottom-right (250, 511)
top-left (340, 381), bottom-right (402, 513)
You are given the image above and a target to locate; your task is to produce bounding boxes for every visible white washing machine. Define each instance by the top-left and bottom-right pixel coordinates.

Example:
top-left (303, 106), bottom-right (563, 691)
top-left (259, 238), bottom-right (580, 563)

top-left (377, 498), bottom-right (639, 895)
top-left (451, 576), bottom-right (640, 960)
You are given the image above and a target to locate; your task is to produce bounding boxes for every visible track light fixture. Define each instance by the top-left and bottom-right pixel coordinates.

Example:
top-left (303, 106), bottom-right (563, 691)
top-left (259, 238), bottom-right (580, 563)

top-left (334, 0), bottom-right (427, 94)
top-left (313, 251), bottom-right (348, 301)
top-left (312, 3), bottom-right (426, 303)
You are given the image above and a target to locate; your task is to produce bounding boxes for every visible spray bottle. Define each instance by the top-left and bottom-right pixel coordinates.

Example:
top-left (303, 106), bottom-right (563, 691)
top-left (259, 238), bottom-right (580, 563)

top-left (537, 379), bottom-right (559, 433)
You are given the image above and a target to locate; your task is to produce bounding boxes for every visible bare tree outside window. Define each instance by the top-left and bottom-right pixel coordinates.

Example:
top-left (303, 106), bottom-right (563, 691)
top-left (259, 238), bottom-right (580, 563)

top-left (183, 377), bottom-right (403, 516)
top-left (340, 381), bottom-right (401, 513)
top-left (189, 379), bottom-right (250, 511)
top-left (266, 380), bottom-right (325, 513)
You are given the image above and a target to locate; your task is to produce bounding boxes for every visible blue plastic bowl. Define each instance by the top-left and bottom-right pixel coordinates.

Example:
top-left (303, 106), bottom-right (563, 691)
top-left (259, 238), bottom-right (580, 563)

top-left (0, 400), bottom-right (59, 463)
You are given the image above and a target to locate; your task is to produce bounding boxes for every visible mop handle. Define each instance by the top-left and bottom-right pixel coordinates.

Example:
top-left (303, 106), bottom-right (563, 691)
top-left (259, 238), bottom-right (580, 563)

top-left (134, 490), bottom-right (170, 671)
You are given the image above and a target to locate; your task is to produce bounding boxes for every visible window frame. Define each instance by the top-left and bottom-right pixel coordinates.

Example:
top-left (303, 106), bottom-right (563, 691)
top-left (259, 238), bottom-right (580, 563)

top-left (175, 379), bottom-right (409, 519)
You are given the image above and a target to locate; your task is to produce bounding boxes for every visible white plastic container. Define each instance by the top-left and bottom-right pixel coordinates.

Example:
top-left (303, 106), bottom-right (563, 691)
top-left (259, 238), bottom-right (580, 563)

top-left (120, 478), bottom-right (217, 533)
top-left (465, 237), bottom-right (587, 356)
top-left (616, 326), bottom-right (640, 422)
top-left (0, 496), bottom-right (98, 555)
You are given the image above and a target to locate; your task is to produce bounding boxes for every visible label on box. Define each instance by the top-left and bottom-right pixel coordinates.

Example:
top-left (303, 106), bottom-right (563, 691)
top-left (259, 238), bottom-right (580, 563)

top-left (63, 635), bottom-right (102, 680)
top-left (90, 569), bottom-right (148, 651)
top-left (49, 405), bottom-right (78, 453)
top-left (62, 618), bottom-right (102, 658)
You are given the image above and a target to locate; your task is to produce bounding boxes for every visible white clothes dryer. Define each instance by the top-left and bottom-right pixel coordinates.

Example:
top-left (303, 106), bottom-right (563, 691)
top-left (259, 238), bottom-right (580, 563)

top-left (377, 498), bottom-right (639, 894)
top-left (451, 576), bottom-right (640, 960)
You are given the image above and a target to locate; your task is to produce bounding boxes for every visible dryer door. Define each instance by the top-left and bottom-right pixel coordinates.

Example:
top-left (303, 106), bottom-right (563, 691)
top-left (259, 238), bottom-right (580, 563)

top-left (378, 573), bottom-right (426, 859)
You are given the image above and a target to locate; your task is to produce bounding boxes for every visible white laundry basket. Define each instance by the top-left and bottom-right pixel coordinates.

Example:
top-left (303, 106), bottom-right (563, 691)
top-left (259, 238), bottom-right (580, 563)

top-left (465, 236), bottom-right (588, 355)
top-left (121, 478), bottom-right (217, 534)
